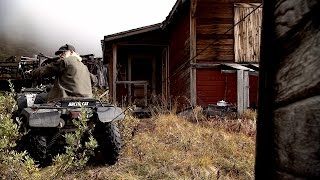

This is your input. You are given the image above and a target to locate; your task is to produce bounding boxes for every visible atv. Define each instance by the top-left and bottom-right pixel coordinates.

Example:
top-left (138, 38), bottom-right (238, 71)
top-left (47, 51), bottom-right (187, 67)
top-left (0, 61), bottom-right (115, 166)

top-left (14, 86), bottom-right (124, 166)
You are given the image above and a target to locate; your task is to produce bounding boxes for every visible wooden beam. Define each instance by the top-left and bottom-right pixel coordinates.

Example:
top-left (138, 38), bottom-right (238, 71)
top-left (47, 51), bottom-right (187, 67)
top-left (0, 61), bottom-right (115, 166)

top-left (128, 56), bottom-right (132, 104)
top-left (237, 70), bottom-right (249, 115)
top-left (237, 70), bottom-right (244, 115)
top-left (152, 56), bottom-right (156, 98)
top-left (190, 0), bottom-right (197, 106)
top-left (112, 44), bottom-right (117, 104)
top-left (161, 48), bottom-right (169, 100)
top-left (191, 63), bottom-right (220, 69)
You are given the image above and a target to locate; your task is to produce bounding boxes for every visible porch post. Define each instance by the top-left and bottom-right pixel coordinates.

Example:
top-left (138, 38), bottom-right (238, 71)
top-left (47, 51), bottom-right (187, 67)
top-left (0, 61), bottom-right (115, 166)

top-left (237, 70), bottom-right (249, 115)
top-left (112, 44), bottom-right (117, 104)
top-left (190, 0), bottom-right (197, 106)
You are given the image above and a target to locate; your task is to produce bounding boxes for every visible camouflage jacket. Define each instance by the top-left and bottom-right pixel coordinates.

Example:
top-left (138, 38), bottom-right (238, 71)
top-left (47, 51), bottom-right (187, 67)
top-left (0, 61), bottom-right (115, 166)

top-left (31, 55), bottom-right (97, 102)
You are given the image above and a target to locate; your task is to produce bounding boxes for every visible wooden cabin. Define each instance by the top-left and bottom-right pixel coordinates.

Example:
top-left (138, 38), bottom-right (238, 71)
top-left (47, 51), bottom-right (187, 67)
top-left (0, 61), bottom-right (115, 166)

top-left (102, 0), bottom-right (262, 114)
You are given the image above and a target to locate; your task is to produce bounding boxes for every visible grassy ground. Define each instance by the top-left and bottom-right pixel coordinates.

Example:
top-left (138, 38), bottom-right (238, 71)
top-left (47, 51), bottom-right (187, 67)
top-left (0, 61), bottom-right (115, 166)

top-left (0, 88), bottom-right (256, 179)
top-left (63, 111), bottom-right (256, 180)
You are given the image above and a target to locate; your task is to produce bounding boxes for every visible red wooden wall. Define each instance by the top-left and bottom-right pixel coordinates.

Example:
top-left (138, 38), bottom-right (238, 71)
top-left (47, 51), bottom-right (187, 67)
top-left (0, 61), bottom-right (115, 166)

top-left (249, 74), bottom-right (259, 108)
top-left (168, 10), bottom-right (191, 103)
top-left (197, 69), bottom-right (259, 108)
top-left (196, 69), bottom-right (237, 107)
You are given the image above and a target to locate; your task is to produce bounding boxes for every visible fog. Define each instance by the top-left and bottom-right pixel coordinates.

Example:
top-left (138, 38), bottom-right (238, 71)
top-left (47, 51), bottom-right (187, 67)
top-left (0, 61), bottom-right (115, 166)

top-left (0, 0), bottom-right (176, 57)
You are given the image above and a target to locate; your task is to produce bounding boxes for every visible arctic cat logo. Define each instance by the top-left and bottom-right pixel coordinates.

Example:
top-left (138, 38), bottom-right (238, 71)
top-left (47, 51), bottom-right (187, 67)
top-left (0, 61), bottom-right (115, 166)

top-left (68, 102), bottom-right (89, 106)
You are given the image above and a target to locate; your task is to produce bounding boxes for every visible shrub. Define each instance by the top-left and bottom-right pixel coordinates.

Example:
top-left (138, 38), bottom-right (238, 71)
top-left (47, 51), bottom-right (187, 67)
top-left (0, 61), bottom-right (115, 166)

top-left (0, 81), bottom-right (39, 179)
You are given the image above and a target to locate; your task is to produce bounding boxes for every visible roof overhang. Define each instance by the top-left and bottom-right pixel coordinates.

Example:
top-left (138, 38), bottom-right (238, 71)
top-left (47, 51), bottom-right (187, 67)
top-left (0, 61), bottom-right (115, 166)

top-left (221, 63), bottom-right (257, 71)
top-left (161, 0), bottom-right (186, 29)
top-left (104, 23), bottom-right (162, 42)
top-left (191, 63), bottom-right (259, 71)
top-left (102, 0), bottom-right (188, 43)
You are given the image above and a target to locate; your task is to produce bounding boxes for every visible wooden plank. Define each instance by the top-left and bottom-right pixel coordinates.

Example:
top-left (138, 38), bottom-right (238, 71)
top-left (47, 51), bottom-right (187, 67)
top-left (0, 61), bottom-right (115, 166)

top-left (197, 3), bottom-right (233, 18)
top-left (191, 63), bottom-right (220, 69)
top-left (275, 26), bottom-right (320, 106)
top-left (197, 54), bottom-right (234, 61)
top-left (197, 17), bottom-right (234, 25)
top-left (197, 24), bottom-right (234, 34)
top-left (197, 39), bottom-right (234, 46)
top-left (234, 5), bottom-right (262, 63)
top-left (195, 48), bottom-right (234, 55)
top-left (197, 33), bottom-right (234, 40)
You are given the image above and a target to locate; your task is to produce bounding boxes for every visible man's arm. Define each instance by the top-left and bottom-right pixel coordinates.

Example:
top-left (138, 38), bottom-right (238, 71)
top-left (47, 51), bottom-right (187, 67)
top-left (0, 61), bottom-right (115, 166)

top-left (31, 60), bottom-right (65, 79)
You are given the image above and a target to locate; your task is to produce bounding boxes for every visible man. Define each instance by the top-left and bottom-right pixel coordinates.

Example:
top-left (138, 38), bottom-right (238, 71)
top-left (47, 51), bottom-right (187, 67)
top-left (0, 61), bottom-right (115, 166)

top-left (30, 44), bottom-right (97, 102)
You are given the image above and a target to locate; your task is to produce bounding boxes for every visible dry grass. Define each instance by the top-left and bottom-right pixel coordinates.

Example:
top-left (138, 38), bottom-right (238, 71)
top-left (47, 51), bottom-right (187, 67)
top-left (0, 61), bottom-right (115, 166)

top-left (1, 87), bottom-right (256, 179)
top-left (63, 111), bottom-right (256, 180)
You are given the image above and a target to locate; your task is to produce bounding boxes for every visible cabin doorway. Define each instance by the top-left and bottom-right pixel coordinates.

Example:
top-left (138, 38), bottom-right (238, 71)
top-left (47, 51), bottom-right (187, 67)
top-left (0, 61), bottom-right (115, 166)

top-left (128, 55), bottom-right (156, 106)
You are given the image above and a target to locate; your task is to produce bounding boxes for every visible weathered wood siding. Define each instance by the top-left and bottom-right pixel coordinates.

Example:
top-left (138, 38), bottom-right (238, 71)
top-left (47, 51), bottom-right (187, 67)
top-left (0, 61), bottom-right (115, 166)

top-left (196, 0), bottom-right (261, 62)
top-left (256, 0), bottom-right (320, 178)
top-left (168, 10), bottom-right (191, 104)
top-left (234, 3), bottom-right (262, 62)
top-left (196, 69), bottom-right (237, 106)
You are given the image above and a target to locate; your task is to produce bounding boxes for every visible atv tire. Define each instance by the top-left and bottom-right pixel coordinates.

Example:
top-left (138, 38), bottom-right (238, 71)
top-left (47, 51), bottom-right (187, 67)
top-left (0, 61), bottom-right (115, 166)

top-left (92, 121), bottom-right (121, 165)
top-left (27, 132), bottom-right (52, 167)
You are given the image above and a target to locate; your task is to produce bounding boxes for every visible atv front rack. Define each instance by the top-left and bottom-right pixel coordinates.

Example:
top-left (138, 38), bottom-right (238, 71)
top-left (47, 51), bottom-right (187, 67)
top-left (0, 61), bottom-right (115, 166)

top-left (20, 98), bottom-right (125, 128)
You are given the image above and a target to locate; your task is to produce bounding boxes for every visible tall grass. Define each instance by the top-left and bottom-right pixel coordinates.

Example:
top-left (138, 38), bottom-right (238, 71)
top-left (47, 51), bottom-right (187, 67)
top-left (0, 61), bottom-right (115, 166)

top-left (65, 109), bottom-right (256, 180)
top-left (0, 87), bottom-right (256, 179)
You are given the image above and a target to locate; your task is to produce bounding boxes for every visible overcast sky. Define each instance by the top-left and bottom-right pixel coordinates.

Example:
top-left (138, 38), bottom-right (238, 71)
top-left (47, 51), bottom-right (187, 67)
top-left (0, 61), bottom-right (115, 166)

top-left (0, 0), bottom-right (177, 57)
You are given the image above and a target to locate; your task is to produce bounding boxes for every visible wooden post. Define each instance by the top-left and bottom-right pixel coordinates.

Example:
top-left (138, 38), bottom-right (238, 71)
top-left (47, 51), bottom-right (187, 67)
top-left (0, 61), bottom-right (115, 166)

top-left (190, 0), bottom-right (197, 106)
top-left (112, 44), bottom-right (117, 104)
top-left (256, 0), bottom-right (320, 179)
top-left (161, 48), bottom-right (168, 100)
top-left (128, 57), bottom-right (132, 104)
top-left (237, 70), bottom-right (249, 115)
top-left (244, 70), bottom-right (249, 109)
top-left (152, 56), bottom-right (156, 97)
top-left (237, 70), bottom-right (244, 114)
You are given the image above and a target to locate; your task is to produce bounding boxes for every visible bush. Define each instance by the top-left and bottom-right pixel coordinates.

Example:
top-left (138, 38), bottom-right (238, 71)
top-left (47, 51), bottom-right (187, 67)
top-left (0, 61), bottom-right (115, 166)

top-left (0, 81), bottom-right (39, 179)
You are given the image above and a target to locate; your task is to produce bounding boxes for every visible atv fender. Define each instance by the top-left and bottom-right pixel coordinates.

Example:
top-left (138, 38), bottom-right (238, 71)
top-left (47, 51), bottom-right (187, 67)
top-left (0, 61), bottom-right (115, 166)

top-left (21, 108), bottom-right (61, 127)
top-left (96, 106), bottom-right (124, 122)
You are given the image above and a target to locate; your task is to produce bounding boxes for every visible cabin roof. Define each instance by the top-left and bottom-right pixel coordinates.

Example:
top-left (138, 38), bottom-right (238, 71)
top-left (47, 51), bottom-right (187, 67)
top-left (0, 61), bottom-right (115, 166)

top-left (104, 23), bottom-right (162, 42)
top-left (103, 0), bottom-right (188, 42)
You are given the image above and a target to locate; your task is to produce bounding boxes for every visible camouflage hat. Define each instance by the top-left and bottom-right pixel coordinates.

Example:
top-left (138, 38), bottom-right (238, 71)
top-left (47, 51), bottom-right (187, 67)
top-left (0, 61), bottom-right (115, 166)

top-left (55, 44), bottom-right (76, 55)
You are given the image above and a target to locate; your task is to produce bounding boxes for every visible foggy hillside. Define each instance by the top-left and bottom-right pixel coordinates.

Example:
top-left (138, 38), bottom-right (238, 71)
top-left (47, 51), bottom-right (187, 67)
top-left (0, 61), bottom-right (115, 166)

top-left (0, 36), bottom-right (51, 60)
